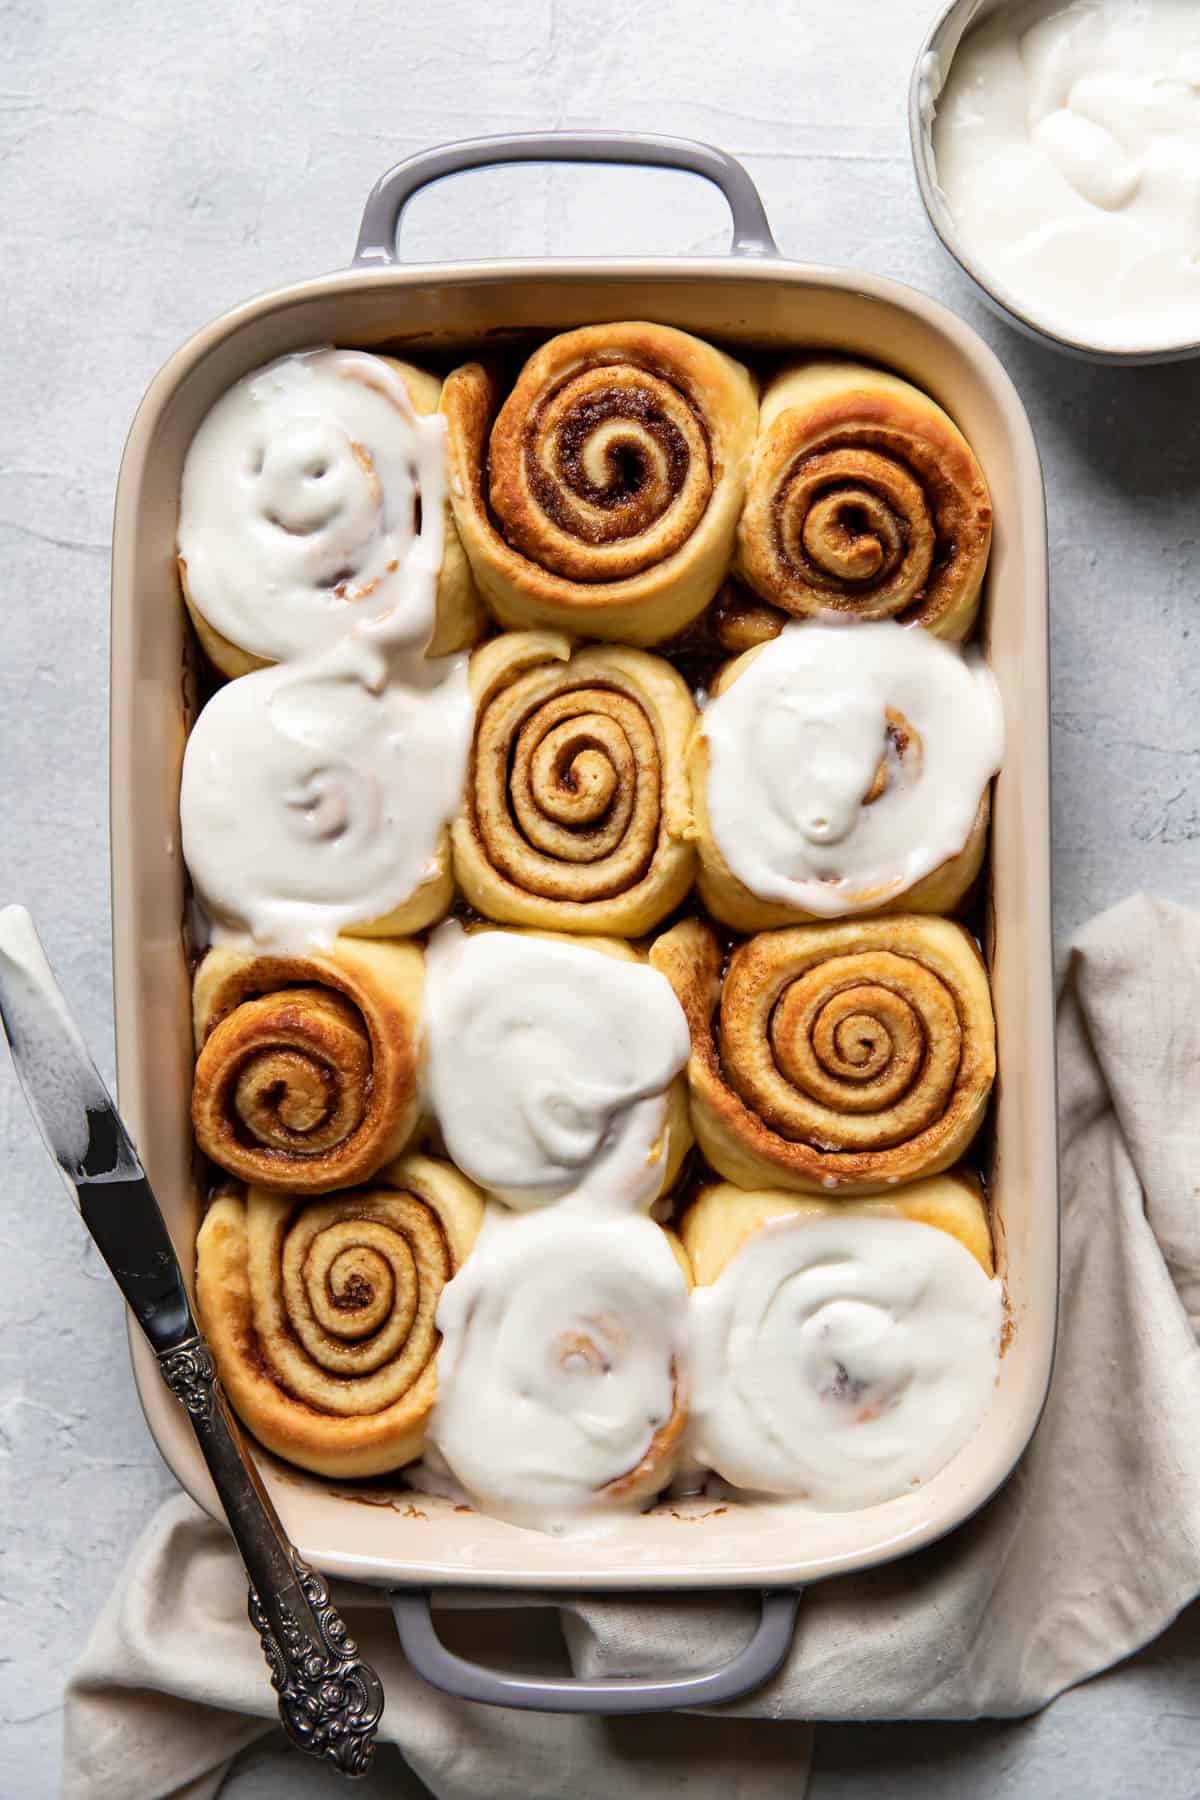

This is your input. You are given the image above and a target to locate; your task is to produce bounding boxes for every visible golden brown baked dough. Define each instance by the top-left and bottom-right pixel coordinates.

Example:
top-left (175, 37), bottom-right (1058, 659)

top-left (652, 915), bottom-right (996, 1195)
top-left (196, 1155), bottom-right (484, 1477)
top-left (736, 361), bottom-right (992, 640)
top-left (192, 938), bottom-right (423, 1193)
top-left (441, 323), bottom-right (758, 645)
top-left (689, 642), bottom-right (990, 931)
top-left (706, 580), bottom-right (788, 655)
top-left (180, 355), bottom-right (485, 677)
top-left (680, 1171), bottom-right (994, 1285)
top-left (452, 631), bottom-right (697, 934)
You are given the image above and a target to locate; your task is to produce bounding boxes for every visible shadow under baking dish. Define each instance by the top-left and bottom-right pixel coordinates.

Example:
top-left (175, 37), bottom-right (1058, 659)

top-left (111, 258), bottom-right (1055, 1591)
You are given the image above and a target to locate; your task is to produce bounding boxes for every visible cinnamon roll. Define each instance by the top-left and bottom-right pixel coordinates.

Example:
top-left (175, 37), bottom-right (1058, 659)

top-left (736, 361), bottom-right (992, 640)
top-left (180, 634), bottom-right (471, 945)
top-left (691, 621), bottom-right (1003, 929)
top-left (687, 1204), bottom-right (1003, 1507)
top-left (441, 323), bottom-right (758, 645)
top-left (178, 349), bottom-right (484, 676)
top-left (706, 580), bottom-right (788, 655)
top-left (452, 631), bottom-right (696, 935)
top-left (680, 1171), bottom-right (995, 1286)
top-left (196, 1155), bottom-right (484, 1478)
top-left (652, 916), bottom-right (996, 1195)
top-left (420, 1207), bottom-right (690, 1530)
top-left (422, 923), bottom-right (691, 1210)
top-left (191, 938), bottom-right (423, 1193)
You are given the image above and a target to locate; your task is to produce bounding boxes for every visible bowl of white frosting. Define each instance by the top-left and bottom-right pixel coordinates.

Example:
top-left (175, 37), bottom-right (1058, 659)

top-left (910, 0), bottom-right (1200, 362)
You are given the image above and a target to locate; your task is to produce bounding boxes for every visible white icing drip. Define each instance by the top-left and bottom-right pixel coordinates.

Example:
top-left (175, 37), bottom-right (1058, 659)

top-left (931, 0), bottom-right (1200, 353)
top-left (0, 905), bottom-right (113, 1178)
top-left (417, 1206), bottom-right (689, 1533)
top-left (690, 1215), bottom-right (1002, 1509)
top-left (422, 924), bottom-right (690, 1211)
top-left (178, 349), bottom-right (447, 659)
top-left (702, 621), bottom-right (1003, 917)
top-left (180, 637), bottom-right (471, 950)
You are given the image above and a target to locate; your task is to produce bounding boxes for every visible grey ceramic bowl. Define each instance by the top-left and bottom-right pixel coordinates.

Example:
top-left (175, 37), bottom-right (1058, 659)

top-left (909, 0), bottom-right (1200, 367)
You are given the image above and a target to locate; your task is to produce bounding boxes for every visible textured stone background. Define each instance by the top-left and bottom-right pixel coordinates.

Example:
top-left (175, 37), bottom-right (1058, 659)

top-left (2, 0), bottom-right (1199, 1792)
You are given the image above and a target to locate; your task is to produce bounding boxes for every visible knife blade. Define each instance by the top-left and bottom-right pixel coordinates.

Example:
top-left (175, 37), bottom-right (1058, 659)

top-left (0, 906), bottom-right (194, 1351)
top-left (0, 905), bottom-right (384, 1776)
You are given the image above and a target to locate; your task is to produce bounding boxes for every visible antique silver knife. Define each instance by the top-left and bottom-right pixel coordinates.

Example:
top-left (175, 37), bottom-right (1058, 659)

top-left (0, 905), bottom-right (384, 1777)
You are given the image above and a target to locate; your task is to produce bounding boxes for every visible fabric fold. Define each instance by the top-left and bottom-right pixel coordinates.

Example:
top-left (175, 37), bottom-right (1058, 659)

top-left (64, 895), bottom-right (1200, 1799)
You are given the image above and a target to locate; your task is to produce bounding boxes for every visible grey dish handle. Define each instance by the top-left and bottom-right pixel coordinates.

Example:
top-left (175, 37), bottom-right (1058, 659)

top-left (390, 1587), bottom-right (800, 1714)
top-left (353, 131), bottom-right (778, 265)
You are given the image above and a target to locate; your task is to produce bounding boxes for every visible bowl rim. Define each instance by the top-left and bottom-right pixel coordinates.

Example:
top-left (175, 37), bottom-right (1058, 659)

top-left (907, 0), bottom-right (1200, 368)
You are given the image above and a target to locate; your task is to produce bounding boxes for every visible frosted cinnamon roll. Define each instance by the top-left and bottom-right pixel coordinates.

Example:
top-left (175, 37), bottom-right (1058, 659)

top-left (681, 1171), bottom-right (995, 1286)
top-left (686, 1206), bottom-right (1002, 1507)
top-left (420, 1207), bottom-right (690, 1531)
top-left (191, 938), bottom-right (422, 1194)
top-left (691, 621), bottom-right (1003, 930)
top-left (196, 1155), bottom-right (484, 1478)
top-left (441, 323), bottom-right (758, 645)
top-left (423, 923), bottom-right (690, 1211)
top-left (181, 633), bottom-right (471, 946)
top-left (452, 631), bottom-right (696, 935)
top-left (652, 916), bottom-right (996, 1195)
top-left (736, 361), bottom-right (992, 640)
top-left (177, 350), bottom-right (484, 676)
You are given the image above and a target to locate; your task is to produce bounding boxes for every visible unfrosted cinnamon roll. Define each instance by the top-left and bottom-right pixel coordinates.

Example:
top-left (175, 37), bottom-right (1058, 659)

top-left (736, 361), bottom-right (992, 640)
top-left (420, 1207), bottom-right (691, 1530)
top-left (441, 323), bottom-right (758, 645)
top-left (196, 1155), bottom-right (484, 1477)
top-left (178, 350), bottom-right (484, 676)
top-left (652, 916), bottom-right (996, 1195)
top-left (690, 621), bottom-right (1003, 930)
top-left (452, 631), bottom-right (696, 935)
top-left (680, 1171), bottom-right (995, 1285)
top-left (191, 938), bottom-right (422, 1193)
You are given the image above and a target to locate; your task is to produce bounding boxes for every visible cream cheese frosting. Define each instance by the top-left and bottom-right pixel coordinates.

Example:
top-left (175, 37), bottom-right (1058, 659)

top-left (701, 621), bottom-right (1003, 917)
top-left (422, 923), bottom-right (690, 1211)
top-left (690, 1214), bottom-right (1003, 1508)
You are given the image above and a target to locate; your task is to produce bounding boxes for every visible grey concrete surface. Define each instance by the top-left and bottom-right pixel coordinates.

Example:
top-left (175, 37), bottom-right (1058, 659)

top-left (1, 0), bottom-right (1198, 1793)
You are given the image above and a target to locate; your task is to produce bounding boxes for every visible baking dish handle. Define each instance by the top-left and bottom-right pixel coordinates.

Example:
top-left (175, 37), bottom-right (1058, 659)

top-left (390, 1586), bottom-right (800, 1714)
top-left (353, 131), bottom-right (779, 265)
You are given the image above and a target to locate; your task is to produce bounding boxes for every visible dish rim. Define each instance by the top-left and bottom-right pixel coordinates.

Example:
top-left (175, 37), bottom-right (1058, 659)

top-left (908, 0), bottom-right (1200, 368)
top-left (111, 250), bottom-right (1058, 1591)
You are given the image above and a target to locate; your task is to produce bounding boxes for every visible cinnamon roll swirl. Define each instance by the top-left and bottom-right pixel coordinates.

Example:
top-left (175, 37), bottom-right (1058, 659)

top-left (441, 322), bottom-right (758, 645)
top-left (178, 349), bottom-right (484, 676)
top-left (736, 361), bottom-right (992, 640)
top-left (652, 916), bottom-right (996, 1195)
top-left (452, 631), bottom-right (696, 935)
top-left (191, 938), bottom-right (423, 1193)
top-left (196, 1155), bottom-right (484, 1477)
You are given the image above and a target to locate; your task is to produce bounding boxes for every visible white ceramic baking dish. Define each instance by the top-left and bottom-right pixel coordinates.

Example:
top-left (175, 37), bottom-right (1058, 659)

top-left (111, 132), bottom-right (1056, 1711)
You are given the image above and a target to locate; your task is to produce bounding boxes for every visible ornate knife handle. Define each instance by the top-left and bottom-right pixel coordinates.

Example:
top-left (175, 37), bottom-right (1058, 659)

top-left (159, 1335), bottom-right (384, 1777)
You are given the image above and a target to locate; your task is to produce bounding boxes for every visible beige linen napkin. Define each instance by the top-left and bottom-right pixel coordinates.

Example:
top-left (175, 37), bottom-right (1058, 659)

top-left (64, 895), bottom-right (1200, 1798)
